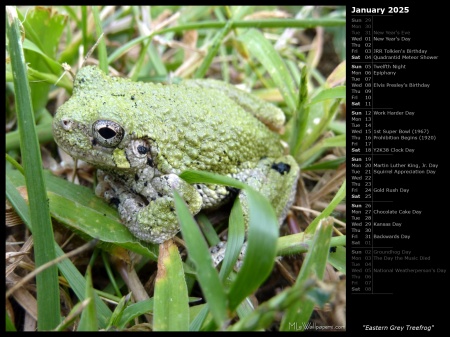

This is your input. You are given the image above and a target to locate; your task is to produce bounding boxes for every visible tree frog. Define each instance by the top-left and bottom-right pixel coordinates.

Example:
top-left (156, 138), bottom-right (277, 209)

top-left (53, 66), bottom-right (299, 244)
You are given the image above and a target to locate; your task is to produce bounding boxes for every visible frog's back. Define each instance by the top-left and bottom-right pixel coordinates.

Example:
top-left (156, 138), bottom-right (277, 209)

top-left (139, 83), bottom-right (284, 174)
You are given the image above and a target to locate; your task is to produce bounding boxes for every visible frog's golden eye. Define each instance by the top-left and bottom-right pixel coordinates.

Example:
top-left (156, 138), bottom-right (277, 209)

top-left (92, 120), bottom-right (124, 148)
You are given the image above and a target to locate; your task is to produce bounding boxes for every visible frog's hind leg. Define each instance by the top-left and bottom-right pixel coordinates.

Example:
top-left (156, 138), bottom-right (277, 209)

top-left (233, 156), bottom-right (299, 225)
top-left (210, 156), bottom-right (299, 268)
top-left (265, 155), bottom-right (300, 224)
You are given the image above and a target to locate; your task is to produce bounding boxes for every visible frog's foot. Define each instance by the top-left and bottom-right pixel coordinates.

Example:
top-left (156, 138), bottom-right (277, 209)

top-left (96, 170), bottom-right (164, 242)
top-left (96, 171), bottom-right (203, 244)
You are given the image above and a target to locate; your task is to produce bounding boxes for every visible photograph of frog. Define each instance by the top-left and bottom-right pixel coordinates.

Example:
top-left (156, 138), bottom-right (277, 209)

top-left (6, 6), bottom-right (346, 332)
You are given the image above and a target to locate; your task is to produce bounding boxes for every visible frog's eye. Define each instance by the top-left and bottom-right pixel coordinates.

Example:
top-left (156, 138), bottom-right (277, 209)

top-left (92, 120), bottom-right (124, 148)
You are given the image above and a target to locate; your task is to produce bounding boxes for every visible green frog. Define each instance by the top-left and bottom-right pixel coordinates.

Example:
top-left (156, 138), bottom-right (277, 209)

top-left (53, 66), bottom-right (299, 244)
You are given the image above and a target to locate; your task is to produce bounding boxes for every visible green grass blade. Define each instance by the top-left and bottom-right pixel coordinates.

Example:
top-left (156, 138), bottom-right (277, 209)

top-left (302, 157), bottom-right (346, 171)
top-left (5, 313), bottom-right (16, 332)
top-left (299, 98), bottom-right (342, 154)
top-left (6, 67), bottom-right (73, 93)
top-left (6, 6), bottom-right (60, 330)
top-left (328, 246), bottom-right (346, 274)
top-left (22, 38), bottom-right (63, 74)
top-left (63, 6), bottom-right (81, 26)
top-left (180, 170), bottom-right (247, 189)
top-left (27, 67), bottom-right (73, 92)
top-left (174, 191), bottom-right (228, 328)
top-left (194, 20), bottom-right (233, 79)
top-left (6, 154), bottom-right (24, 175)
top-left (81, 6), bottom-right (89, 55)
top-left (280, 218), bottom-right (334, 331)
top-left (101, 251), bottom-right (122, 297)
top-left (308, 86), bottom-right (346, 106)
top-left (238, 28), bottom-right (297, 113)
top-left (153, 240), bottom-right (190, 331)
top-left (107, 32), bottom-right (156, 65)
top-left (196, 213), bottom-right (221, 246)
top-left (189, 303), bottom-right (208, 325)
top-left (289, 66), bottom-right (309, 157)
top-left (321, 134), bottom-right (346, 147)
top-left (78, 267), bottom-right (98, 331)
top-left (54, 299), bottom-right (90, 331)
top-left (276, 233), bottom-right (346, 257)
top-left (329, 120), bottom-right (346, 134)
top-left (91, 6), bottom-right (108, 73)
top-left (235, 297), bottom-right (255, 319)
top-left (6, 122), bottom-right (54, 152)
top-left (117, 298), bottom-right (153, 329)
top-left (297, 134), bottom-right (346, 165)
top-left (218, 198), bottom-right (245, 281)
top-left (189, 304), bottom-right (210, 331)
top-left (227, 188), bottom-right (279, 311)
top-left (128, 8), bottom-right (167, 78)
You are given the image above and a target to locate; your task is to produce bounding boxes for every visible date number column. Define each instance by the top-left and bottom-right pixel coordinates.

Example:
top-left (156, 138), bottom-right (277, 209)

top-left (349, 14), bottom-right (374, 294)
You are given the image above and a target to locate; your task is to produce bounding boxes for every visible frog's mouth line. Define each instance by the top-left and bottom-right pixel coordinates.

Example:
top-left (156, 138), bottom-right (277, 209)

top-left (54, 133), bottom-right (117, 169)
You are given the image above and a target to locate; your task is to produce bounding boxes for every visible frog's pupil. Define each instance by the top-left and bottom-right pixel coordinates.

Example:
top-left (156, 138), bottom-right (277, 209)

top-left (99, 127), bottom-right (117, 139)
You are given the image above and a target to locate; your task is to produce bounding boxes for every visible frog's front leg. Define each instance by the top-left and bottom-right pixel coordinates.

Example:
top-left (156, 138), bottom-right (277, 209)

top-left (96, 170), bottom-right (203, 244)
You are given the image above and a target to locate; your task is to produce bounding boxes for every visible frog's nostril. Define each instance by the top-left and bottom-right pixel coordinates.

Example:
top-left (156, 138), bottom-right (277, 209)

top-left (61, 118), bottom-right (73, 131)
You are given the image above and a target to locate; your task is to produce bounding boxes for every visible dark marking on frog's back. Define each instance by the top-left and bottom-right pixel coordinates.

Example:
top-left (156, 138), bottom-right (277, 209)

top-left (271, 162), bottom-right (291, 175)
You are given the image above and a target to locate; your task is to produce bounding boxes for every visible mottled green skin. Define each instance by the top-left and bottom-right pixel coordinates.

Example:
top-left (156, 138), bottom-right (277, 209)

top-left (53, 66), bottom-right (299, 244)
